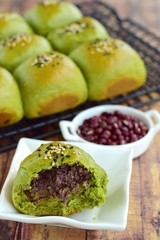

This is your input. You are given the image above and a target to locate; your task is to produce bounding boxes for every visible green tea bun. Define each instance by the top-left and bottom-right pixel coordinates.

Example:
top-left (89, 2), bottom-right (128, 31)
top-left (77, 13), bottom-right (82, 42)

top-left (0, 12), bottom-right (33, 41)
top-left (14, 52), bottom-right (88, 118)
top-left (25, 0), bottom-right (82, 36)
top-left (0, 33), bottom-right (52, 71)
top-left (12, 141), bottom-right (108, 216)
top-left (0, 66), bottom-right (23, 127)
top-left (70, 38), bottom-right (147, 101)
top-left (47, 17), bottom-right (109, 54)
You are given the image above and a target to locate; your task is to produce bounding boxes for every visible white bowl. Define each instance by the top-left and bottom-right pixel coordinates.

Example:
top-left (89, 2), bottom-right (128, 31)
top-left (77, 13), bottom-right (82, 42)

top-left (0, 137), bottom-right (133, 230)
top-left (59, 105), bottom-right (160, 158)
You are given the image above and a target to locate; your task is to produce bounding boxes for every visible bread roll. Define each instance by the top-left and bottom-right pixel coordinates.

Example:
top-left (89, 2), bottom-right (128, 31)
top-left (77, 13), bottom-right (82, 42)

top-left (13, 52), bottom-right (88, 118)
top-left (0, 12), bottom-right (33, 41)
top-left (0, 66), bottom-right (23, 127)
top-left (47, 16), bottom-right (110, 54)
top-left (0, 33), bottom-right (52, 71)
top-left (25, 0), bottom-right (82, 36)
top-left (12, 141), bottom-right (108, 216)
top-left (70, 38), bottom-right (147, 101)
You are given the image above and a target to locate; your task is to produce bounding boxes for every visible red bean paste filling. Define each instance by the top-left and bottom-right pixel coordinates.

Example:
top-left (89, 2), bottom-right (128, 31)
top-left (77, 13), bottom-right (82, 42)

top-left (24, 164), bottom-right (92, 204)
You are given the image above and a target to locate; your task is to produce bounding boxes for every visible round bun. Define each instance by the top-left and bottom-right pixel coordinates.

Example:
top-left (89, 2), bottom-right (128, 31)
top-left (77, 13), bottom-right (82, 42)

top-left (47, 16), bottom-right (110, 54)
top-left (70, 38), bottom-right (147, 101)
top-left (13, 51), bottom-right (88, 118)
top-left (25, 0), bottom-right (82, 36)
top-left (0, 66), bottom-right (23, 126)
top-left (0, 33), bottom-right (52, 71)
top-left (12, 141), bottom-right (108, 216)
top-left (0, 12), bottom-right (33, 41)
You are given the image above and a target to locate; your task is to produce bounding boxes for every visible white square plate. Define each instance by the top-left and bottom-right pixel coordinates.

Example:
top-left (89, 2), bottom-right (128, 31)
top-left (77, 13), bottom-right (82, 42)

top-left (0, 138), bottom-right (133, 230)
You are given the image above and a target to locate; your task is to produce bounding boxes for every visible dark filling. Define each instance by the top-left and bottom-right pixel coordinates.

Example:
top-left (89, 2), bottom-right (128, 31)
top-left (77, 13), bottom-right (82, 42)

top-left (24, 164), bottom-right (92, 204)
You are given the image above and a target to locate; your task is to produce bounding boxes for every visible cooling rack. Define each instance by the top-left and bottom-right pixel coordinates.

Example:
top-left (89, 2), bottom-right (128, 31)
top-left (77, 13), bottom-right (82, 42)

top-left (0, 0), bottom-right (160, 152)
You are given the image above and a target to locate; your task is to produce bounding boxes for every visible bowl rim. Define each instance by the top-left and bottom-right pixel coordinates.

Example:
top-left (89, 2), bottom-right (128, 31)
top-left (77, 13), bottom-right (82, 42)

top-left (72, 105), bottom-right (153, 126)
top-left (68, 105), bottom-right (154, 147)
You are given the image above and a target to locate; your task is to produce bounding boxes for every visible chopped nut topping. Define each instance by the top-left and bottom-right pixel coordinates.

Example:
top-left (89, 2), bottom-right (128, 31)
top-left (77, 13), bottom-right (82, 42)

top-left (40, 0), bottom-right (60, 6)
top-left (57, 22), bottom-right (88, 35)
top-left (1, 33), bottom-right (32, 48)
top-left (89, 39), bottom-right (117, 55)
top-left (31, 53), bottom-right (61, 68)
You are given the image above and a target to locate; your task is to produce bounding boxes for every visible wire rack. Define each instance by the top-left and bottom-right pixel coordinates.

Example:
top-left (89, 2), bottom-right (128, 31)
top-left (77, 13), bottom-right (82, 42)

top-left (0, 0), bottom-right (160, 153)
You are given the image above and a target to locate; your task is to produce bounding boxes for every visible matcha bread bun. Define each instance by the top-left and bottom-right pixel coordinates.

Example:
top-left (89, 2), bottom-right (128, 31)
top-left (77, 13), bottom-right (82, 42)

top-left (0, 12), bottom-right (33, 41)
top-left (0, 66), bottom-right (23, 127)
top-left (25, 0), bottom-right (82, 36)
top-left (70, 38), bottom-right (147, 101)
top-left (0, 33), bottom-right (52, 72)
top-left (12, 141), bottom-right (108, 216)
top-left (47, 16), bottom-right (110, 54)
top-left (14, 52), bottom-right (88, 118)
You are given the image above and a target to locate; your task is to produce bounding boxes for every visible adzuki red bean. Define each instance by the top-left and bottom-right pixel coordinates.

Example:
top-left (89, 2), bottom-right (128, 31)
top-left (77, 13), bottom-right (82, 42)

top-left (77, 111), bottom-right (149, 145)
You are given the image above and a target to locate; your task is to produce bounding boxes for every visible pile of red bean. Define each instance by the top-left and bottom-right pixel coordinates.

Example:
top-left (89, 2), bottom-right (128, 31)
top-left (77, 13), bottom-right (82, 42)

top-left (77, 111), bottom-right (149, 145)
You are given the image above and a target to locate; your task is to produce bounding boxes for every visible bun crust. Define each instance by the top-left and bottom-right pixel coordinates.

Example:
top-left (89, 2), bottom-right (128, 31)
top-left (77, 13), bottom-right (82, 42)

top-left (0, 12), bottom-right (33, 41)
top-left (0, 33), bottom-right (52, 71)
top-left (70, 38), bottom-right (147, 101)
top-left (48, 17), bottom-right (109, 54)
top-left (0, 67), bottom-right (23, 126)
top-left (25, 1), bottom-right (82, 36)
top-left (14, 52), bottom-right (88, 118)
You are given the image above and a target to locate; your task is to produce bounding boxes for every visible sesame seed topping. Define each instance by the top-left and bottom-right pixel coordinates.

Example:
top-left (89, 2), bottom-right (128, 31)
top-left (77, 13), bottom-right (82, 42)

top-left (1, 34), bottom-right (32, 48)
top-left (53, 156), bottom-right (58, 162)
top-left (42, 142), bottom-right (77, 163)
top-left (44, 143), bottom-right (68, 160)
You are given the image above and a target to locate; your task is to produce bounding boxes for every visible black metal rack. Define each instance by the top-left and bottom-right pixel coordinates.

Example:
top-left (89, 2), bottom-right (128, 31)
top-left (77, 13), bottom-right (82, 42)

top-left (0, 0), bottom-right (160, 153)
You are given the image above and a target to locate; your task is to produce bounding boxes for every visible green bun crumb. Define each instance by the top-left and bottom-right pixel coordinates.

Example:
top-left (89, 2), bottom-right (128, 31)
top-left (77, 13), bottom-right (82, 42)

top-left (12, 141), bottom-right (108, 216)
top-left (13, 51), bottom-right (88, 118)
top-left (25, 0), bottom-right (82, 36)
top-left (0, 66), bottom-right (23, 127)
top-left (69, 38), bottom-right (147, 101)
top-left (47, 16), bottom-right (110, 54)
